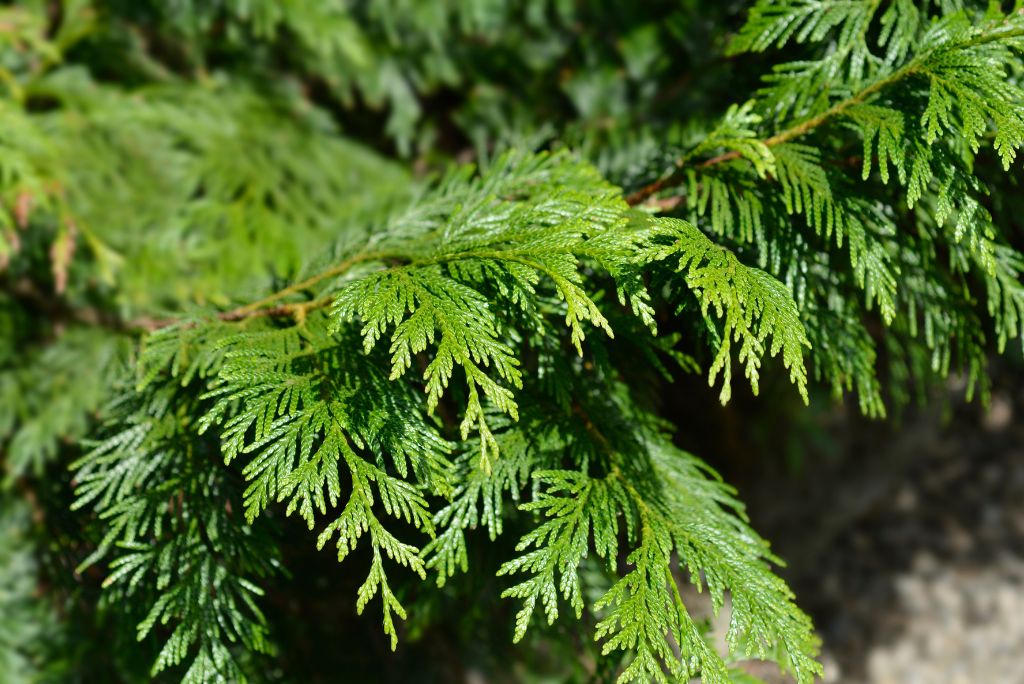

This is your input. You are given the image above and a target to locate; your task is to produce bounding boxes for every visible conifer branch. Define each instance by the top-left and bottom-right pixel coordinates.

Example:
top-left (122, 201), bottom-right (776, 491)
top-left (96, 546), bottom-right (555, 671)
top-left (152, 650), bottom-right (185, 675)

top-left (9, 3), bottom-right (1024, 682)
top-left (219, 250), bottom-right (402, 321)
top-left (626, 22), bottom-right (1024, 207)
top-left (626, 64), bottom-right (915, 206)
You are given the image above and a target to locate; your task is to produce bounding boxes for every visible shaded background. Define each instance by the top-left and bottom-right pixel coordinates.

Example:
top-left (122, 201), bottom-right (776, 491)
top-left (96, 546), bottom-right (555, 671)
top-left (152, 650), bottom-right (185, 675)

top-left (681, 356), bottom-right (1024, 684)
top-left (1, 1), bottom-right (1022, 682)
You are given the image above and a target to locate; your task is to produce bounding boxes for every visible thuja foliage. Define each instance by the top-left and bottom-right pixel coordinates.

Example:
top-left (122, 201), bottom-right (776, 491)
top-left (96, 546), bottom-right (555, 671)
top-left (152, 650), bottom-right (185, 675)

top-left (2, 1), bottom-right (1024, 682)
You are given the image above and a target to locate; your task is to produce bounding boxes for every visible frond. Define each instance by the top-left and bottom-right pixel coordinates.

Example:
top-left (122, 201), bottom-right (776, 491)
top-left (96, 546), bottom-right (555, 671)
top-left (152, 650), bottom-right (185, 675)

top-left (655, 217), bottom-right (810, 403)
top-left (72, 386), bottom-right (279, 683)
top-left (498, 406), bottom-right (822, 684)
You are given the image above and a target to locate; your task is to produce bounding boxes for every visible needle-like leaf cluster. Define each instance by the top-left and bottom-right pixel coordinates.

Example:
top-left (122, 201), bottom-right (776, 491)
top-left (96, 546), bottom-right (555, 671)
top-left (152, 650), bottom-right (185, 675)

top-left (2, 2), bottom-right (1023, 683)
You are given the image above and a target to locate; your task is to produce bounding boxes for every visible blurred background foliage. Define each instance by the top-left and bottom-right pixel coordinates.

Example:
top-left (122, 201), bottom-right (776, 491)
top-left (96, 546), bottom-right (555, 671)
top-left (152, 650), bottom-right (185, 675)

top-left (1, 0), bottom-right (1021, 682)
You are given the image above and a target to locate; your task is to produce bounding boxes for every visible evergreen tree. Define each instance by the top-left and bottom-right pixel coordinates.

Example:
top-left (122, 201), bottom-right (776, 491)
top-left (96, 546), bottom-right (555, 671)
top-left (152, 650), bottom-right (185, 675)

top-left (2, 1), bottom-right (1022, 681)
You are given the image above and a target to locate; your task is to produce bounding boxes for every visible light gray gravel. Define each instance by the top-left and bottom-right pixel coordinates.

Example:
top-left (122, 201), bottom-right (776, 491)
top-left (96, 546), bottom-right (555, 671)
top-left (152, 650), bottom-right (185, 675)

top-left (857, 554), bottom-right (1024, 684)
top-left (705, 376), bottom-right (1024, 684)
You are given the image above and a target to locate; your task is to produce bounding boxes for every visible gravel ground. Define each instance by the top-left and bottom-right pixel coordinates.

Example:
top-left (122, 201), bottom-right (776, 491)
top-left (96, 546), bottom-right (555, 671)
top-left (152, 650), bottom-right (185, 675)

top-left (712, 370), bottom-right (1024, 683)
top-left (809, 386), bottom-right (1024, 684)
top-left (860, 554), bottom-right (1024, 684)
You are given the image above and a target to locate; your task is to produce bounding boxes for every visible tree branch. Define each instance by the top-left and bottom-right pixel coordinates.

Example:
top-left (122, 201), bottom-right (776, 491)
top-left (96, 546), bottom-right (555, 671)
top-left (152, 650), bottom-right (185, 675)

top-left (625, 62), bottom-right (919, 207)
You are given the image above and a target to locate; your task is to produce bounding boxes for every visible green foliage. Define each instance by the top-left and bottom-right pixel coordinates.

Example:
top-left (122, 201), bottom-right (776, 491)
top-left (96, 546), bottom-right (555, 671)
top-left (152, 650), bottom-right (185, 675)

top-left (657, 217), bottom-right (810, 404)
top-left (495, 391), bottom-right (821, 684)
top-left (72, 384), bottom-right (280, 682)
top-left (0, 326), bottom-right (123, 480)
top-left (331, 152), bottom-right (664, 463)
top-left (66, 148), bottom-right (819, 681)
top-left (0, 498), bottom-right (57, 683)
top-left (641, 0), bottom-right (1024, 413)
top-left (2, 1), bottom-right (1023, 682)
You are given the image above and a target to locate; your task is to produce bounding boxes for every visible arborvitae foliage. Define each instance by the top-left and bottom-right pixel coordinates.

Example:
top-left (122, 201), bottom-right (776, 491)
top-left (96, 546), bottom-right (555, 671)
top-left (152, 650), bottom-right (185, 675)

top-left (2, 1), bottom-right (1023, 682)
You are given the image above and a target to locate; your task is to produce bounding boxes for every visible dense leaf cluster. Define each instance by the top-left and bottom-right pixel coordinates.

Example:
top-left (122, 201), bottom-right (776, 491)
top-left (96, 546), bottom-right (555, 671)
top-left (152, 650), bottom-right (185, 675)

top-left (2, 1), bottom-right (1023, 682)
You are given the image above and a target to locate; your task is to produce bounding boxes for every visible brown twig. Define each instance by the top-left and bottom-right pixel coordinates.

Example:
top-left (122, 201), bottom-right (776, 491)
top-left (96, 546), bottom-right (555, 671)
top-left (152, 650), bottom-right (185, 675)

top-left (626, 62), bottom-right (920, 207)
top-left (627, 21), bottom-right (1024, 208)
